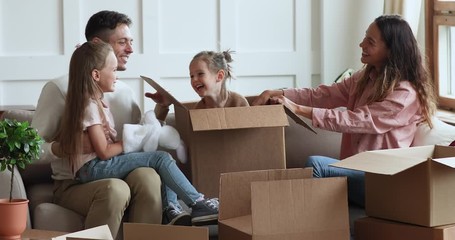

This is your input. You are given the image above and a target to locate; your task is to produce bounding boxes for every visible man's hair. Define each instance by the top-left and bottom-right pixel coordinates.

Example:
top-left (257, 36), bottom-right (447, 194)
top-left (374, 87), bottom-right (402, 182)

top-left (85, 10), bottom-right (132, 42)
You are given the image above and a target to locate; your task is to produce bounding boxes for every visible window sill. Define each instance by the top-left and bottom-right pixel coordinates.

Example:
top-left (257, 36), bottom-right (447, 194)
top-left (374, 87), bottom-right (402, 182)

top-left (437, 109), bottom-right (455, 126)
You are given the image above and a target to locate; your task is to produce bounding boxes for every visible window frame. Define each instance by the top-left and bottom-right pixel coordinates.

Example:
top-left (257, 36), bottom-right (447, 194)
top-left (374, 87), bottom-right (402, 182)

top-left (427, 0), bottom-right (455, 110)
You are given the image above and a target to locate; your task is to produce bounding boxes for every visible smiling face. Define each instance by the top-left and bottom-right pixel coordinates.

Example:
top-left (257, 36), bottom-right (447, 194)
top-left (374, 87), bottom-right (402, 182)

top-left (359, 22), bottom-right (389, 71)
top-left (189, 59), bottom-right (224, 98)
top-left (106, 23), bottom-right (133, 71)
top-left (94, 51), bottom-right (118, 93)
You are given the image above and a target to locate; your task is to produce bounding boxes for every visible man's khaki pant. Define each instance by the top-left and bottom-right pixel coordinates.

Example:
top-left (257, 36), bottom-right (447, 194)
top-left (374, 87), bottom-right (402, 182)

top-left (54, 167), bottom-right (162, 239)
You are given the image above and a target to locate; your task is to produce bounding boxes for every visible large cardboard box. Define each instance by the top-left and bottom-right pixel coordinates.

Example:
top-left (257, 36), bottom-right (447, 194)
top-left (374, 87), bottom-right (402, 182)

top-left (355, 217), bottom-right (455, 240)
top-left (331, 145), bottom-right (455, 227)
top-left (142, 75), bottom-right (315, 197)
top-left (218, 168), bottom-right (350, 240)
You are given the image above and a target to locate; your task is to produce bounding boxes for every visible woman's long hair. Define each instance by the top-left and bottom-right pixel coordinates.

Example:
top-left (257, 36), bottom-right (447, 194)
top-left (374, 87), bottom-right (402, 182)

top-left (55, 41), bottom-right (112, 173)
top-left (355, 15), bottom-right (437, 127)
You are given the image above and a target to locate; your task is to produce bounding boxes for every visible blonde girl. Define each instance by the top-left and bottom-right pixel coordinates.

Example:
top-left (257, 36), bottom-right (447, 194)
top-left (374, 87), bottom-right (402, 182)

top-left (57, 41), bottom-right (219, 226)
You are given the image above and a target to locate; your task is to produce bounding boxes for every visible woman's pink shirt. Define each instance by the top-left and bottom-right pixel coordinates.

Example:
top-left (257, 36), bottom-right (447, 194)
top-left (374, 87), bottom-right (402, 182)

top-left (283, 71), bottom-right (422, 159)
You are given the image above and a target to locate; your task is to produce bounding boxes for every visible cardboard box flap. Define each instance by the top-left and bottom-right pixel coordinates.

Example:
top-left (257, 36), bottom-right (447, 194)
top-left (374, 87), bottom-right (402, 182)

top-left (52, 225), bottom-right (113, 240)
top-left (123, 223), bottom-right (208, 240)
top-left (283, 105), bottom-right (317, 134)
top-left (330, 148), bottom-right (433, 175)
top-left (141, 75), bottom-right (186, 109)
top-left (433, 157), bottom-right (455, 168)
top-left (250, 178), bottom-right (349, 237)
top-left (219, 168), bottom-right (312, 221)
top-left (189, 105), bottom-right (288, 131)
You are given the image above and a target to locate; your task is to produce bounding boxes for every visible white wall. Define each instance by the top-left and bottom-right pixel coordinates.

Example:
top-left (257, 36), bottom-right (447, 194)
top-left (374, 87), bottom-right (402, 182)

top-left (0, 0), bottom-right (383, 112)
top-left (320, 0), bottom-right (383, 84)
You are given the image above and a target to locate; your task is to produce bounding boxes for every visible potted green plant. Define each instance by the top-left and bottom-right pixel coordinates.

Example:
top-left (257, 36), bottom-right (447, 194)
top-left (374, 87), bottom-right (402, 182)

top-left (0, 118), bottom-right (43, 239)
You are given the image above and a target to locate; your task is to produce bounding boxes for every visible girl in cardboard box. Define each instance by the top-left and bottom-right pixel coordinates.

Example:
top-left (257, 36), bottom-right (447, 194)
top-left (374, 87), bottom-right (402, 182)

top-left (145, 49), bottom-right (249, 222)
top-left (252, 14), bottom-right (437, 207)
top-left (56, 41), bottom-right (219, 227)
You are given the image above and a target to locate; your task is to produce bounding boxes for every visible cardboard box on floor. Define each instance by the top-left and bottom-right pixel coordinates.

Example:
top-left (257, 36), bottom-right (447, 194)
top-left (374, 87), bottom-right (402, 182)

top-left (331, 145), bottom-right (455, 227)
top-left (355, 217), bottom-right (455, 240)
top-left (43, 223), bottom-right (208, 240)
top-left (142, 75), bottom-right (315, 197)
top-left (123, 223), bottom-right (208, 240)
top-left (51, 225), bottom-right (113, 240)
top-left (218, 168), bottom-right (350, 240)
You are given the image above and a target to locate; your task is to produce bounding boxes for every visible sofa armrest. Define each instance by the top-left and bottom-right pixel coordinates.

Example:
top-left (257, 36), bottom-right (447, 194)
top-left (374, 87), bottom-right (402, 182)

top-left (0, 109), bottom-right (34, 122)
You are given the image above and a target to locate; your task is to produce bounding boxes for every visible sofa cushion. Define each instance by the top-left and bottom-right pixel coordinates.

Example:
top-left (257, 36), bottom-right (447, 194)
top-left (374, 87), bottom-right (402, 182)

top-left (19, 163), bottom-right (53, 186)
top-left (33, 203), bottom-right (84, 232)
top-left (412, 117), bottom-right (455, 146)
top-left (26, 183), bottom-right (54, 218)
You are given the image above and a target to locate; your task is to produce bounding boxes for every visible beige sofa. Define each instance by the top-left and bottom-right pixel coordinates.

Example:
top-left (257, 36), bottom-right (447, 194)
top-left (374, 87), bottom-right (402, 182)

top-left (2, 107), bottom-right (454, 235)
top-left (0, 108), bottom-right (343, 231)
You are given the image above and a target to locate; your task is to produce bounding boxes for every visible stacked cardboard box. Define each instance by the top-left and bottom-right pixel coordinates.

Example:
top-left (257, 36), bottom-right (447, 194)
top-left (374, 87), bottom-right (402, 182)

top-left (355, 217), bottom-right (455, 240)
top-left (142, 76), bottom-right (315, 197)
top-left (332, 145), bottom-right (455, 239)
top-left (218, 168), bottom-right (350, 240)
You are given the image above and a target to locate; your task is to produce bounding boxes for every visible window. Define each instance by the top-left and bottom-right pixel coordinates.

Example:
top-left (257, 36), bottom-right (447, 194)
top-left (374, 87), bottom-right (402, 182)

top-left (428, 0), bottom-right (455, 110)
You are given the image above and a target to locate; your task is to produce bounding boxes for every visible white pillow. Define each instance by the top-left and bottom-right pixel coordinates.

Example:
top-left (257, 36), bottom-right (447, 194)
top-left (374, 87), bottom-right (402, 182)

top-left (412, 117), bottom-right (455, 146)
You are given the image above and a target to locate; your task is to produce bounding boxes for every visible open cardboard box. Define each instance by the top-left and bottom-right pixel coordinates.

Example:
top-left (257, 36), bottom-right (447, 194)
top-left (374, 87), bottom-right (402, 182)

top-left (217, 168), bottom-right (350, 240)
top-left (331, 145), bottom-right (455, 227)
top-left (355, 217), bottom-right (455, 240)
top-left (142, 75), bottom-right (315, 197)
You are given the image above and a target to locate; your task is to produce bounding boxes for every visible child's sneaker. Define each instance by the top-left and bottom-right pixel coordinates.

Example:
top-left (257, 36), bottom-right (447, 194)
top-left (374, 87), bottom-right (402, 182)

top-left (190, 198), bottom-right (219, 226)
top-left (162, 204), bottom-right (191, 226)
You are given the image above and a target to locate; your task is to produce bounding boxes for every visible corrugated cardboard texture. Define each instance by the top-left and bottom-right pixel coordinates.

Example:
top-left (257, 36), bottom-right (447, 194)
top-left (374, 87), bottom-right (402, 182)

top-left (219, 174), bottom-right (350, 240)
top-left (189, 105), bottom-right (288, 131)
top-left (334, 145), bottom-right (455, 227)
top-left (175, 103), bottom-right (289, 197)
top-left (123, 223), bottom-right (208, 240)
top-left (219, 168), bottom-right (313, 221)
top-left (250, 178), bottom-right (350, 239)
top-left (192, 127), bottom-right (286, 197)
top-left (331, 145), bottom-right (436, 175)
top-left (218, 215), bottom-right (253, 240)
top-left (355, 217), bottom-right (455, 240)
top-left (365, 162), bottom-right (431, 226)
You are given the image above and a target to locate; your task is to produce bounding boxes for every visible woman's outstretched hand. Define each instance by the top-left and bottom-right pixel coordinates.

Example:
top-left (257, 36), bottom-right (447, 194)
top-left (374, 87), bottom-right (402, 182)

top-left (251, 89), bottom-right (283, 106)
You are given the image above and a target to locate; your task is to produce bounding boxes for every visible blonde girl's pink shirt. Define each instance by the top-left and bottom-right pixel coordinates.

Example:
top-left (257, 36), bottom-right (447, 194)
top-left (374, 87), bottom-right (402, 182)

top-left (283, 70), bottom-right (422, 159)
top-left (73, 99), bottom-right (117, 174)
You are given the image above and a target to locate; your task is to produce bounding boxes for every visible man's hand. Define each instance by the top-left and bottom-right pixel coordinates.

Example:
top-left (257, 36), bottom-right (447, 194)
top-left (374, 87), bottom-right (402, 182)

top-left (145, 91), bottom-right (171, 108)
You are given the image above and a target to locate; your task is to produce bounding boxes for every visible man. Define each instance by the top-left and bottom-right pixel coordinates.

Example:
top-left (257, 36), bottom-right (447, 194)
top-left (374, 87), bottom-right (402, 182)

top-left (32, 10), bottom-right (162, 238)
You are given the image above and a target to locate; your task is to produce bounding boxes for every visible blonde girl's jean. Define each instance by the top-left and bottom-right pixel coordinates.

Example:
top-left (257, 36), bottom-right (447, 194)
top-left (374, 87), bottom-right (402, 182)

top-left (77, 151), bottom-right (201, 208)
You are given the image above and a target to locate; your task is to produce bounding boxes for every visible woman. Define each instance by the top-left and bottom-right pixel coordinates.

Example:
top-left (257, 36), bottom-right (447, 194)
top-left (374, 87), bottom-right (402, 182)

top-left (252, 15), bottom-right (437, 207)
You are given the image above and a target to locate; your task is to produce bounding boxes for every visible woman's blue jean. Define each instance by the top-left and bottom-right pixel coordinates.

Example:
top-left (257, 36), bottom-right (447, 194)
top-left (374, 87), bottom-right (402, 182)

top-left (77, 151), bottom-right (201, 209)
top-left (305, 155), bottom-right (365, 207)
